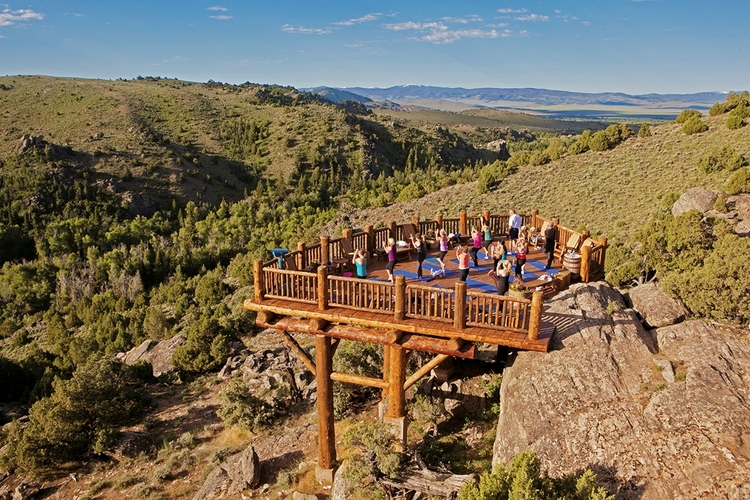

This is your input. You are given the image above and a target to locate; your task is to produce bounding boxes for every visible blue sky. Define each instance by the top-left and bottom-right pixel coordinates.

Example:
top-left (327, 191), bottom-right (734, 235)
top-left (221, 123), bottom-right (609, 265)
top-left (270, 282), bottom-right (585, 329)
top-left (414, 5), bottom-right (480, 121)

top-left (0, 1), bottom-right (747, 94)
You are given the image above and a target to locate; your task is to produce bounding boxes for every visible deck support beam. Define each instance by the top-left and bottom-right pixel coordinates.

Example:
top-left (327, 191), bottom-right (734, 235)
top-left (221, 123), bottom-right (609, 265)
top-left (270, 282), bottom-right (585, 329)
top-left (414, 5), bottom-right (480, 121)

top-left (277, 329), bottom-right (316, 376)
top-left (403, 354), bottom-right (450, 391)
top-left (315, 334), bottom-right (336, 476)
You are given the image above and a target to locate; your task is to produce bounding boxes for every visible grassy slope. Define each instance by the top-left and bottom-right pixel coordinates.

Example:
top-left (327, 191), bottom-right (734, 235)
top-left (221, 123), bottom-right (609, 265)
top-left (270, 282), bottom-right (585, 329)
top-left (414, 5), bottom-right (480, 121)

top-left (345, 114), bottom-right (750, 244)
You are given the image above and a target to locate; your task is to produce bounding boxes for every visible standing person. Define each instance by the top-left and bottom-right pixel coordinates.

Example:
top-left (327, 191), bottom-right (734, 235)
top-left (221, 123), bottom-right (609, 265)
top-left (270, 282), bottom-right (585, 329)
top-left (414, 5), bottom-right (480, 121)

top-left (508, 209), bottom-right (522, 251)
top-left (456, 245), bottom-right (470, 282)
top-left (489, 259), bottom-right (512, 295)
top-left (515, 238), bottom-right (528, 279)
top-left (433, 229), bottom-right (448, 277)
top-left (384, 237), bottom-right (397, 282)
top-left (352, 248), bottom-right (368, 279)
top-left (544, 222), bottom-right (558, 269)
top-left (481, 224), bottom-right (493, 259)
top-left (410, 233), bottom-right (427, 279)
top-left (469, 226), bottom-right (482, 267)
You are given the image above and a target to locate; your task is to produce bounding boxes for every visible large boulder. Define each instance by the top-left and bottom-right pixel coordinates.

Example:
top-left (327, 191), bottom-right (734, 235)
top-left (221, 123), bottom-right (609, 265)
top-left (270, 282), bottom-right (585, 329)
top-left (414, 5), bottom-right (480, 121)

top-left (672, 187), bottom-right (720, 217)
top-left (116, 335), bottom-right (186, 377)
top-left (493, 282), bottom-right (750, 499)
top-left (627, 282), bottom-right (688, 328)
top-left (193, 445), bottom-right (261, 499)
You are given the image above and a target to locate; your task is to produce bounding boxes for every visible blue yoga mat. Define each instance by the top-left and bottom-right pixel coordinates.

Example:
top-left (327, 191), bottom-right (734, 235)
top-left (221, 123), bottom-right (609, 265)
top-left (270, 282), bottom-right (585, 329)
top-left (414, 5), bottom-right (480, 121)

top-left (394, 269), bottom-right (436, 282)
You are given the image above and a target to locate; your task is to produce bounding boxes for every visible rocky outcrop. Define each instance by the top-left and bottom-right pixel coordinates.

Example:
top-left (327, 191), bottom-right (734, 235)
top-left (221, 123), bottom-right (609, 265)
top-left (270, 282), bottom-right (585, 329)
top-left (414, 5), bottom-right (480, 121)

top-left (120, 191), bottom-right (158, 217)
top-left (192, 445), bottom-right (261, 500)
top-left (672, 187), bottom-right (720, 217)
top-left (115, 335), bottom-right (186, 377)
top-left (493, 282), bottom-right (750, 499)
top-left (627, 282), bottom-right (688, 328)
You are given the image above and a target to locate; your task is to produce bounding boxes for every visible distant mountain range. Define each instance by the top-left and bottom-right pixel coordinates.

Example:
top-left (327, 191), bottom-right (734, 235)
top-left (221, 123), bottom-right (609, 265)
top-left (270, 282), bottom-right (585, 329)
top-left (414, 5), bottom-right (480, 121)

top-left (306, 85), bottom-right (739, 120)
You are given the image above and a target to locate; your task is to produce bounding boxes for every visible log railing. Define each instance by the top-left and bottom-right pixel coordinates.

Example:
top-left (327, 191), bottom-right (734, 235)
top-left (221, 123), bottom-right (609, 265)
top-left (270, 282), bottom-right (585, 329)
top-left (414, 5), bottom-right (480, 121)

top-left (404, 284), bottom-right (454, 323)
top-left (254, 261), bottom-right (544, 341)
top-left (466, 291), bottom-right (530, 331)
top-left (328, 275), bottom-right (396, 312)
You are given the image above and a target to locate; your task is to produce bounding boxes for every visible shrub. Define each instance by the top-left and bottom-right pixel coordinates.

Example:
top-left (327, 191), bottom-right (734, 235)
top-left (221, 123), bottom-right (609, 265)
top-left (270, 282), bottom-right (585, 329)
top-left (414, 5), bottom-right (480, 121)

top-left (713, 193), bottom-right (728, 213)
top-left (588, 131), bottom-right (610, 152)
top-left (477, 160), bottom-right (513, 194)
top-left (698, 146), bottom-right (747, 173)
top-left (682, 117), bottom-right (708, 135)
top-left (528, 150), bottom-right (551, 166)
top-left (725, 167), bottom-right (750, 195)
top-left (0, 358), bottom-right (147, 475)
top-left (675, 109), bottom-right (702, 123)
top-left (458, 450), bottom-right (614, 500)
top-left (216, 379), bottom-right (275, 431)
top-left (727, 113), bottom-right (745, 130)
top-left (343, 421), bottom-right (403, 486)
top-left (638, 122), bottom-right (651, 138)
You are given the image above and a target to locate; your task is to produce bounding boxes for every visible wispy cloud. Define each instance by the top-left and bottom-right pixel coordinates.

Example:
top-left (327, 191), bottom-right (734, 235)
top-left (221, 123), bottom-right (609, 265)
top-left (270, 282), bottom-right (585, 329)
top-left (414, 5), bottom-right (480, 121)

top-left (210, 15), bottom-right (232, 20)
top-left (333, 13), bottom-right (382, 26)
top-left (442, 15), bottom-right (483, 24)
top-left (497, 8), bottom-right (527, 14)
top-left (207, 6), bottom-right (227, 11)
top-left (515, 13), bottom-right (548, 22)
top-left (282, 24), bottom-right (333, 35)
top-left (0, 8), bottom-right (45, 27)
top-left (555, 11), bottom-right (579, 22)
top-left (581, 21), bottom-right (591, 26)
top-left (385, 21), bottom-right (501, 44)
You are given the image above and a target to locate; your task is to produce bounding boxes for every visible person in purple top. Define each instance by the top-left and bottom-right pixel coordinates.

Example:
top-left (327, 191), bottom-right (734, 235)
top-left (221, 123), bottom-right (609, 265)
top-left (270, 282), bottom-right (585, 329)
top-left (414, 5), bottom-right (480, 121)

top-left (384, 237), bottom-right (397, 282)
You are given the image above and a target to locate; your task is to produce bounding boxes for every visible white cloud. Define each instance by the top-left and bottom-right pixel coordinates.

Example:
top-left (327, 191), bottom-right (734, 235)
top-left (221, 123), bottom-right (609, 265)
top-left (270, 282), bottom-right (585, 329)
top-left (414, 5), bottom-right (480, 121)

top-left (0, 8), bottom-right (45, 27)
top-left (74, 13), bottom-right (84, 17)
top-left (497, 8), bottom-right (527, 14)
top-left (442, 15), bottom-right (483, 24)
top-left (0, 34), bottom-right (5, 38)
top-left (487, 22), bottom-right (509, 28)
top-left (333, 13), bottom-right (382, 26)
top-left (210, 15), bottom-right (232, 20)
top-left (386, 21), bottom-right (501, 44)
top-left (207, 6), bottom-right (227, 11)
top-left (581, 21), bottom-right (591, 26)
top-left (282, 24), bottom-right (332, 35)
top-left (515, 13), bottom-right (548, 22)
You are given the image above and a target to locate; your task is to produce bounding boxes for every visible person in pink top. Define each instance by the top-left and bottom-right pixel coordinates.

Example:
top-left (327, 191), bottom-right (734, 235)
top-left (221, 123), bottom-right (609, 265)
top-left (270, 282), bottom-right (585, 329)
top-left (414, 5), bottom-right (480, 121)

top-left (456, 245), bottom-right (470, 282)
top-left (433, 229), bottom-right (448, 277)
top-left (469, 226), bottom-right (482, 267)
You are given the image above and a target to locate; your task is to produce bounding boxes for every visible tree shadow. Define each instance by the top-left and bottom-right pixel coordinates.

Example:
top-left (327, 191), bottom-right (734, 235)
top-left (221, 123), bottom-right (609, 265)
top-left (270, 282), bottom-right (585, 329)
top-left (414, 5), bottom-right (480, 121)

top-left (259, 450), bottom-right (305, 485)
top-left (586, 462), bottom-right (647, 500)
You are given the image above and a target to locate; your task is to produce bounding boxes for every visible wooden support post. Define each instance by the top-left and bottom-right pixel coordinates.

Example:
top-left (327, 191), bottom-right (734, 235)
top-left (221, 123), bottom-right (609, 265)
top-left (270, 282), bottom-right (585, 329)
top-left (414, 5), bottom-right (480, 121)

top-left (386, 345), bottom-right (407, 419)
top-left (320, 235), bottom-right (330, 265)
top-left (411, 216), bottom-right (420, 230)
top-left (331, 372), bottom-right (389, 389)
top-left (317, 265), bottom-right (328, 311)
top-left (552, 218), bottom-right (561, 245)
top-left (315, 335), bottom-right (336, 473)
top-left (403, 354), bottom-right (450, 391)
top-left (453, 281), bottom-right (467, 329)
top-left (342, 228), bottom-right (352, 241)
top-left (310, 318), bottom-right (329, 331)
top-left (580, 244), bottom-right (591, 282)
top-left (382, 343), bottom-right (391, 402)
top-left (394, 275), bottom-right (406, 321)
top-left (365, 224), bottom-right (374, 255)
top-left (528, 290), bottom-right (544, 341)
top-left (297, 241), bottom-right (306, 270)
top-left (386, 329), bottom-right (403, 344)
top-left (531, 209), bottom-right (538, 229)
top-left (253, 259), bottom-right (264, 303)
top-left (581, 229), bottom-right (591, 242)
top-left (257, 310), bottom-right (276, 325)
top-left (459, 211), bottom-right (467, 236)
top-left (277, 329), bottom-right (316, 376)
top-left (482, 210), bottom-right (490, 224)
top-left (435, 214), bottom-right (443, 229)
top-left (598, 237), bottom-right (608, 268)
top-left (389, 220), bottom-right (398, 242)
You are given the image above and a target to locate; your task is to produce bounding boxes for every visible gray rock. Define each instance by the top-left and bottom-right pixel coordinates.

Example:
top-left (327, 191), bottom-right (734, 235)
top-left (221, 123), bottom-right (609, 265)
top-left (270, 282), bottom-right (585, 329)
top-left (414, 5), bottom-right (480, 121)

top-left (628, 282), bottom-right (688, 328)
top-left (193, 445), bottom-right (261, 500)
top-left (117, 335), bottom-right (186, 377)
top-left (493, 282), bottom-right (750, 499)
top-left (331, 460), bottom-right (351, 500)
top-left (672, 187), bottom-right (720, 217)
top-left (12, 482), bottom-right (40, 500)
top-left (292, 492), bottom-right (318, 500)
top-left (120, 191), bottom-right (158, 217)
top-left (652, 359), bottom-right (675, 383)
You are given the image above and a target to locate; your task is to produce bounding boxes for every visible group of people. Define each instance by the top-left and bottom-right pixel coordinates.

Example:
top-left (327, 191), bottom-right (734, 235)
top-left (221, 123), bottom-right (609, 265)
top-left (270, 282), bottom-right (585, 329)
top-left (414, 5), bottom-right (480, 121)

top-left (352, 209), bottom-right (559, 295)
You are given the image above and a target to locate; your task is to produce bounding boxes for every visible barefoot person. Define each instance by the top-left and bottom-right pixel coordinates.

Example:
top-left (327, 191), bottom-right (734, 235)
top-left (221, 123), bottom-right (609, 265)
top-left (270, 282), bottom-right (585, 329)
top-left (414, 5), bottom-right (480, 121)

top-left (489, 259), bottom-right (512, 295)
top-left (410, 233), bottom-right (427, 279)
top-left (384, 237), bottom-right (397, 282)
top-left (456, 245), bottom-right (470, 282)
top-left (544, 221), bottom-right (557, 269)
top-left (508, 209), bottom-right (522, 251)
top-left (433, 229), bottom-right (448, 277)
